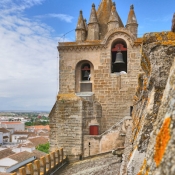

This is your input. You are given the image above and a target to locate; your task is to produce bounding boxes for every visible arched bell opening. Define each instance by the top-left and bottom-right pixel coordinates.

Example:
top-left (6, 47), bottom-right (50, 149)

top-left (81, 63), bottom-right (91, 81)
top-left (75, 60), bottom-right (94, 93)
top-left (111, 39), bottom-right (127, 73)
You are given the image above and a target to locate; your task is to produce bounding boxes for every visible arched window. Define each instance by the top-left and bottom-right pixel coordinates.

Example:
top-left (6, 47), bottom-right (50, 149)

top-left (81, 63), bottom-right (91, 81)
top-left (111, 39), bottom-right (127, 73)
top-left (75, 61), bottom-right (94, 93)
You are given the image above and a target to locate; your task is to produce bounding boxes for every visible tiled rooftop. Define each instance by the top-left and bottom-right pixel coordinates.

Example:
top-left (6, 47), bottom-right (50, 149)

top-left (17, 142), bottom-right (35, 148)
top-left (32, 150), bottom-right (47, 159)
top-left (1, 122), bottom-right (22, 124)
top-left (28, 136), bottom-right (48, 147)
top-left (26, 125), bottom-right (50, 130)
top-left (0, 148), bottom-right (15, 159)
top-left (13, 131), bottom-right (36, 137)
top-left (8, 151), bottom-right (35, 162)
top-left (0, 127), bottom-right (10, 133)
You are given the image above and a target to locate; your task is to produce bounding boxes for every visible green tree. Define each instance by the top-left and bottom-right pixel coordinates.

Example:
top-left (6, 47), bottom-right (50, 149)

top-left (36, 143), bottom-right (50, 153)
top-left (25, 122), bottom-right (32, 126)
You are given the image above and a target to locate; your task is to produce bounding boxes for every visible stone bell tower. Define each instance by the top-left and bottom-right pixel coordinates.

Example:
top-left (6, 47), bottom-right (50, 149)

top-left (49, 0), bottom-right (142, 161)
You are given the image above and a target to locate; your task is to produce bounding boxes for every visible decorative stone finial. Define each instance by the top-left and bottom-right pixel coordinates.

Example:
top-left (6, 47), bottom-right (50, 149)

top-left (113, 2), bottom-right (116, 7)
top-left (92, 3), bottom-right (95, 7)
top-left (130, 4), bottom-right (134, 9)
top-left (172, 13), bottom-right (175, 32)
top-left (80, 10), bottom-right (82, 14)
top-left (84, 18), bottom-right (87, 23)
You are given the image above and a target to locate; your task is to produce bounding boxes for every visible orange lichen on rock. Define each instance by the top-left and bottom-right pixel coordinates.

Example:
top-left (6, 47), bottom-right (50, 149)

top-left (155, 33), bottom-right (163, 41)
top-left (154, 117), bottom-right (171, 167)
top-left (143, 77), bottom-right (148, 91)
top-left (162, 41), bottom-right (175, 46)
top-left (137, 159), bottom-right (148, 175)
top-left (133, 95), bottom-right (139, 102)
top-left (134, 38), bottom-right (143, 46)
top-left (143, 32), bottom-right (175, 46)
top-left (141, 53), bottom-right (151, 76)
top-left (132, 114), bottom-right (144, 141)
top-left (167, 32), bottom-right (175, 40)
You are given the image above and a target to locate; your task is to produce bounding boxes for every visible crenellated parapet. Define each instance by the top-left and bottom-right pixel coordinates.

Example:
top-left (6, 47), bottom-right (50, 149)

top-left (10, 148), bottom-right (67, 175)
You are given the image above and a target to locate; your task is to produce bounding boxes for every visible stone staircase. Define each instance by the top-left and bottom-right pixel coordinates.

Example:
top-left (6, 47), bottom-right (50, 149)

top-left (54, 152), bottom-right (121, 175)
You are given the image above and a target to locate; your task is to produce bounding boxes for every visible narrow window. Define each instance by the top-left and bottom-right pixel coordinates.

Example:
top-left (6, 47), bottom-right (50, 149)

top-left (130, 106), bottom-right (133, 116)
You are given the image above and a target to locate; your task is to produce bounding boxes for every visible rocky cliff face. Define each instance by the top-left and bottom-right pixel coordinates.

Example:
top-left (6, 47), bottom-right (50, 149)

top-left (125, 32), bottom-right (175, 175)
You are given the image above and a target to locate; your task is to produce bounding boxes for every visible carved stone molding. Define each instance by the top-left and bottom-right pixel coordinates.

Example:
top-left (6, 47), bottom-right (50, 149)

top-left (58, 45), bottom-right (106, 52)
top-left (58, 28), bottom-right (136, 52)
top-left (102, 28), bottom-right (135, 47)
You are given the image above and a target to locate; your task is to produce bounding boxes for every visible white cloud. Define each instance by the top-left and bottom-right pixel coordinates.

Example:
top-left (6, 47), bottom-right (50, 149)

top-left (0, 0), bottom-right (44, 15)
top-left (0, 0), bottom-right (64, 111)
top-left (36, 13), bottom-right (74, 23)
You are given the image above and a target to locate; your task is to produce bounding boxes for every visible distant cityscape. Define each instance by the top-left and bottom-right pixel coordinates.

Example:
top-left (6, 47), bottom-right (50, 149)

top-left (0, 111), bottom-right (50, 173)
top-left (0, 111), bottom-right (49, 124)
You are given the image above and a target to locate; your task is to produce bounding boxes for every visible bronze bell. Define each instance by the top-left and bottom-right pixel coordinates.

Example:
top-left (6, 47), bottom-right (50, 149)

top-left (114, 51), bottom-right (125, 64)
top-left (84, 71), bottom-right (89, 78)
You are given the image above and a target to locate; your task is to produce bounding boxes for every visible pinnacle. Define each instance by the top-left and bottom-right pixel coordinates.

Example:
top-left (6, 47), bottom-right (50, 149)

top-left (88, 3), bottom-right (98, 24)
top-left (76, 10), bottom-right (86, 30)
top-left (126, 4), bottom-right (137, 25)
top-left (108, 1), bottom-right (119, 23)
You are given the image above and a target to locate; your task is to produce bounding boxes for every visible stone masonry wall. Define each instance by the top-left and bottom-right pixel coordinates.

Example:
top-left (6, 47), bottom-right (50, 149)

top-left (49, 93), bottom-right (103, 161)
top-left (49, 94), bottom-right (84, 162)
top-left (83, 116), bottom-right (132, 157)
top-left (126, 32), bottom-right (175, 175)
top-left (82, 100), bottom-right (102, 135)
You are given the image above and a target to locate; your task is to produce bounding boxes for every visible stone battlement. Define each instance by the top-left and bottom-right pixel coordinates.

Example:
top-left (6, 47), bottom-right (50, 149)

top-left (9, 148), bottom-right (67, 175)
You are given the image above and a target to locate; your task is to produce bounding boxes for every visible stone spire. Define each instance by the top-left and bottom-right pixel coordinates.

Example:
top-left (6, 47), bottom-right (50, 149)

top-left (76, 10), bottom-right (86, 30)
top-left (87, 3), bottom-right (99, 40)
top-left (97, 0), bottom-right (124, 39)
top-left (107, 2), bottom-right (119, 31)
top-left (172, 13), bottom-right (175, 32)
top-left (97, 0), bottom-right (113, 39)
top-left (89, 3), bottom-right (98, 24)
top-left (126, 5), bottom-right (138, 38)
top-left (76, 10), bottom-right (87, 41)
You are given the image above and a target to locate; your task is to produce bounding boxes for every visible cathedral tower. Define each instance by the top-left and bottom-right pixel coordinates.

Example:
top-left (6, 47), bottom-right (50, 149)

top-left (49, 0), bottom-right (142, 161)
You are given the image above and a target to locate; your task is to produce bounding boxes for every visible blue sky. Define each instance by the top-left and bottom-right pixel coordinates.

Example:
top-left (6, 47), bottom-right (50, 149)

top-left (0, 0), bottom-right (174, 111)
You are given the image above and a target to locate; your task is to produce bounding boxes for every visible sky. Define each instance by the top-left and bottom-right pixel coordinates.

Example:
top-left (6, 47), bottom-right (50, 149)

top-left (0, 0), bottom-right (174, 111)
